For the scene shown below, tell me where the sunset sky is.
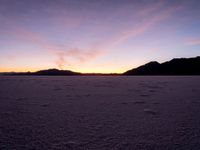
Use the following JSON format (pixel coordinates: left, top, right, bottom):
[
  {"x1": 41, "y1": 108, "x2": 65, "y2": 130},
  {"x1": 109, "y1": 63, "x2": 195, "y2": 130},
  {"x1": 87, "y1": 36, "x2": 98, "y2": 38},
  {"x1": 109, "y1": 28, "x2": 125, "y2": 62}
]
[{"x1": 0, "y1": 0, "x2": 200, "y2": 73}]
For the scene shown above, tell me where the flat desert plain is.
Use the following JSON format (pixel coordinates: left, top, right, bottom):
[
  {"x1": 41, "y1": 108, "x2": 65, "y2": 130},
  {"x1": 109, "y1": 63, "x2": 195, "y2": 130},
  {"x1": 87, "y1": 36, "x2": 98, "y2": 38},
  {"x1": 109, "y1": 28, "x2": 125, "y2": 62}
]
[{"x1": 0, "y1": 76, "x2": 200, "y2": 150}]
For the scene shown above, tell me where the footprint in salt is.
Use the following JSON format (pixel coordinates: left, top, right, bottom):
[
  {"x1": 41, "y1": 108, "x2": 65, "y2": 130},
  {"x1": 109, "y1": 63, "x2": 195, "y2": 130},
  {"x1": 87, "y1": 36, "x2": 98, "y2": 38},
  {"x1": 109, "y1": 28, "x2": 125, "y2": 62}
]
[
  {"x1": 64, "y1": 140, "x2": 79, "y2": 149},
  {"x1": 149, "y1": 89, "x2": 156, "y2": 93},
  {"x1": 143, "y1": 108, "x2": 157, "y2": 115},
  {"x1": 121, "y1": 102, "x2": 129, "y2": 105},
  {"x1": 121, "y1": 101, "x2": 146, "y2": 105},
  {"x1": 41, "y1": 103, "x2": 50, "y2": 107},
  {"x1": 53, "y1": 87, "x2": 62, "y2": 91},
  {"x1": 140, "y1": 94, "x2": 150, "y2": 97},
  {"x1": 134, "y1": 101, "x2": 145, "y2": 104},
  {"x1": 16, "y1": 97, "x2": 27, "y2": 101},
  {"x1": 152, "y1": 102, "x2": 159, "y2": 105}
]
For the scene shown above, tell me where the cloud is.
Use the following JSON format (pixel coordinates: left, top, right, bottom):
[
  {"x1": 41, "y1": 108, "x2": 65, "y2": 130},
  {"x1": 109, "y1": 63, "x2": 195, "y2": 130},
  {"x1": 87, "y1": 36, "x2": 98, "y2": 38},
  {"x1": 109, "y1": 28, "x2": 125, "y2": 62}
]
[
  {"x1": 0, "y1": 18, "x2": 89, "y2": 69},
  {"x1": 109, "y1": 4, "x2": 182, "y2": 47},
  {"x1": 1, "y1": 1, "x2": 182, "y2": 70},
  {"x1": 55, "y1": 52, "x2": 66, "y2": 70},
  {"x1": 2, "y1": 26, "x2": 105, "y2": 69},
  {"x1": 54, "y1": 48, "x2": 104, "y2": 69},
  {"x1": 185, "y1": 39, "x2": 200, "y2": 45}
]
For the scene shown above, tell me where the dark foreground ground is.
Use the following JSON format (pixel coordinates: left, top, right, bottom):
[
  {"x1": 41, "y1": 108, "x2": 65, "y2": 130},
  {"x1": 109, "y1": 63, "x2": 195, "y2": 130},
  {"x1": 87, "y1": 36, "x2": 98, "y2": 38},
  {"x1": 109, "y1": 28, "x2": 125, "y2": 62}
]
[{"x1": 0, "y1": 76, "x2": 200, "y2": 150}]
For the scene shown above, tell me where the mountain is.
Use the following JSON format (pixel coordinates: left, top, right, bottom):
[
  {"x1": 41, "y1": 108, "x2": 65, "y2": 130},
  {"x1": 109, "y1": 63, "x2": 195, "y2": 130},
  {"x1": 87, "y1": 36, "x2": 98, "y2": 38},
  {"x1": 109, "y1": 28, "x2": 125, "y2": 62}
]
[
  {"x1": 5, "y1": 69, "x2": 81, "y2": 76},
  {"x1": 1, "y1": 56, "x2": 200, "y2": 76},
  {"x1": 33, "y1": 69, "x2": 81, "y2": 75},
  {"x1": 124, "y1": 56, "x2": 200, "y2": 75}
]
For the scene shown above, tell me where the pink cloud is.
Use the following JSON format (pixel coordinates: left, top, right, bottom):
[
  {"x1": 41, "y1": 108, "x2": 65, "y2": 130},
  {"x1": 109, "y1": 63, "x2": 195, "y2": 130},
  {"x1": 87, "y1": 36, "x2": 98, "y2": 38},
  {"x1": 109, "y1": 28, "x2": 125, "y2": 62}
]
[
  {"x1": 1, "y1": 1, "x2": 182, "y2": 70},
  {"x1": 109, "y1": 5, "x2": 182, "y2": 47},
  {"x1": 55, "y1": 52, "x2": 66, "y2": 70},
  {"x1": 137, "y1": 0, "x2": 165, "y2": 17},
  {"x1": 185, "y1": 39, "x2": 200, "y2": 45},
  {"x1": 2, "y1": 26, "x2": 105, "y2": 69},
  {"x1": 55, "y1": 16, "x2": 83, "y2": 29},
  {"x1": 54, "y1": 48, "x2": 104, "y2": 69}
]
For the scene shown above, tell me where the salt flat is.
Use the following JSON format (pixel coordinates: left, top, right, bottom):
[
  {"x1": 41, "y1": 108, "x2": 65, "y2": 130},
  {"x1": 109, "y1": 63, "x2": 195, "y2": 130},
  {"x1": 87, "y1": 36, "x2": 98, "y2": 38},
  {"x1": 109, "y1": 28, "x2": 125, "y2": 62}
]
[{"x1": 0, "y1": 76, "x2": 200, "y2": 150}]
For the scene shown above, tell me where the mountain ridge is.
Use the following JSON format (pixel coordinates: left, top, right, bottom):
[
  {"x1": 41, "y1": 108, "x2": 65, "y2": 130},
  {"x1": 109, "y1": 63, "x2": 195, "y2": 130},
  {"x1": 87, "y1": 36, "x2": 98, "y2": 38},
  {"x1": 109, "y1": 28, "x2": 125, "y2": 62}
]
[
  {"x1": 1, "y1": 69, "x2": 81, "y2": 76},
  {"x1": 1, "y1": 56, "x2": 200, "y2": 75},
  {"x1": 124, "y1": 56, "x2": 200, "y2": 75}
]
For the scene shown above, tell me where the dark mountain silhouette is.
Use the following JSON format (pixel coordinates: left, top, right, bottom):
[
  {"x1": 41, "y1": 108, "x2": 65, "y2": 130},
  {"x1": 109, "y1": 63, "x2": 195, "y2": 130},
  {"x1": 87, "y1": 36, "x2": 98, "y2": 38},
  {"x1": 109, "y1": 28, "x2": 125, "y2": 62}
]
[
  {"x1": 124, "y1": 56, "x2": 200, "y2": 75},
  {"x1": 1, "y1": 69, "x2": 119, "y2": 76},
  {"x1": 6, "y1": 69, "x2": 81, "y2": 76},
  {"x1": 34, "y1": 69, "x2": 81, "y2": 75},
  {"x1": 1, "y1": 56, "x2": 200, "y2": 76}
]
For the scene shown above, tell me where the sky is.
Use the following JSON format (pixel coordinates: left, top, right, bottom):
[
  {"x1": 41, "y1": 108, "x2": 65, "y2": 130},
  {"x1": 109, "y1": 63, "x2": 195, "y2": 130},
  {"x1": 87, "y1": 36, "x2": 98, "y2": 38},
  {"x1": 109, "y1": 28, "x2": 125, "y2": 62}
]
[{"x1": 0, "y1": 0, "x2": 200, "y2": 73}]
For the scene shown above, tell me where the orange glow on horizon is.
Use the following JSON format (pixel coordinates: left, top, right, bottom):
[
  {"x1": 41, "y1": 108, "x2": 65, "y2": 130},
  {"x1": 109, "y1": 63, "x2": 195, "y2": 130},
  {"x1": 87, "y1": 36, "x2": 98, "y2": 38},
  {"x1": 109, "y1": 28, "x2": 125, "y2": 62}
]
[{"x1": 0, "y1": 67, "x2": 126, "y2": 74}]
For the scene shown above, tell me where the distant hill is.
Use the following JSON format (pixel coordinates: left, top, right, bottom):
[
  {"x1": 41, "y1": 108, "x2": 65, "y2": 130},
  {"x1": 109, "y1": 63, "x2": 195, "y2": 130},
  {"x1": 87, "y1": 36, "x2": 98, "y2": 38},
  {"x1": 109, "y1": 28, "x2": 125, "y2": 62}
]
[
  {"x1": 124, "y1": 56, "x2": 200, "y2": 75},
  {"x1": 5, "y1": 69, "x2": 81, "y2": 76},
  {"x1": 34, "y1": 69, "x2": 81, "y2": 75},
  {"x1": 0, "y1": 69, "x2": 119, "y2": 76}
]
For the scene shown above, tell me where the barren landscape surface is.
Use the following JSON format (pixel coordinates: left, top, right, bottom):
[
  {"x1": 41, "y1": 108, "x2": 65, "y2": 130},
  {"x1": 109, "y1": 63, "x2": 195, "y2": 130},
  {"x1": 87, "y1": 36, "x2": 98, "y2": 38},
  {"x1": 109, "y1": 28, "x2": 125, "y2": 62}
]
[{"x1": 0, "y1": 76, "x2": 200, "y2": 150}]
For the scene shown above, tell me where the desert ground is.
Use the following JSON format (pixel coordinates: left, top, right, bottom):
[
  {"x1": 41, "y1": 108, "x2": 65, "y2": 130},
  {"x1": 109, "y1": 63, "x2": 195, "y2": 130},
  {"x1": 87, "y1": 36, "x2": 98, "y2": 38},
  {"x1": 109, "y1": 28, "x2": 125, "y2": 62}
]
[{"x1": 0, "y1": 76, "x2": 200, "y2": 150}]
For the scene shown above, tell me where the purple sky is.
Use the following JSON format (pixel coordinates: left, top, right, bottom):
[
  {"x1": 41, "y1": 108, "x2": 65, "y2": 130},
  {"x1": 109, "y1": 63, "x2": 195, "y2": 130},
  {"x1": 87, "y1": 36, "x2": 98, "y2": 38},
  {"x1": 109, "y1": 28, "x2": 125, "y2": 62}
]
[{"x1": 0, "y1": 0, "x2": 200, "y2": 73}]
